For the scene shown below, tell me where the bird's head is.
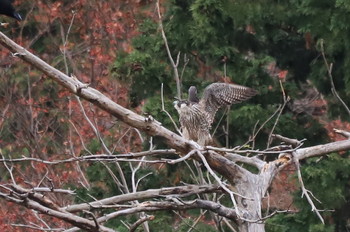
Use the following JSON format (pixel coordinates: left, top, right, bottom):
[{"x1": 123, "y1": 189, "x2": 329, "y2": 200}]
[
  {"x1": 173, "y1": 97, "x2": 179, "y2": 108},
  {"x1": 173, "y1": 99, "x2": 189, "y2": 112},
  {"x1": 188, "y1": 86, "x2": 199, "y2": 103},
  {"x1": 173, "y1": 100, "x2": 179, "y2": 109}
]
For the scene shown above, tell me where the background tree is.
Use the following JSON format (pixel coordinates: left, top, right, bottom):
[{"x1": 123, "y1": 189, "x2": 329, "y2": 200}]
[{"x1": 1, "y1": 0, "x2": 350, "y2": 231}]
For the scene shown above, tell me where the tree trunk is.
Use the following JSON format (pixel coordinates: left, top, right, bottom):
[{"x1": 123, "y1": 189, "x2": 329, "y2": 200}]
[
  {"x1": 235, "y1": 171, "x2": 268, "y2": 232},
  {"x1": 236, "y1": 193, "x2": 265, "y2": 232},
  {"x1": 240, "y1": 223, "x2": 265, "y2": 232}
]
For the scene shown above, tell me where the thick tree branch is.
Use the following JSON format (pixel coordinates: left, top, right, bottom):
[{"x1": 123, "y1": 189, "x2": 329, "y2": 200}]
[
  {"x1": 25, "y1": 200, "x2": 114, "y2": 232},
  {"x1": 294, "y1": 139, "x2": 350, "y2": 160},
  {"x1": 64, "y1": 184, "x2": 222, "y2": 213},
  {"x1": 0, "y1": 31, "x2": 248, "y2": 183},
  {"x1": 65, "y1": 199, "x2": 238, "y2": 232},
  {"x1": 0, "y1": 32, "x2": 187, "y2": 151},
  {"x1": 96, "y1": 199, "x2": 238, "y2": 223},
  {"x1": 223, "y1": 152, "x2": 265, "y2": 170},
  {"x1": 334, "y1": 128, "x2": 350, "y2": 139},
  {"x1": 0, "y1": 185, "x2": 114, "y2": 232},
  {"x1": 2, "y1": 28, "x2": 350, "y2": 231}
]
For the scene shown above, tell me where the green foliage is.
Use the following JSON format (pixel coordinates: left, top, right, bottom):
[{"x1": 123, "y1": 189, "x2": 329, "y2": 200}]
[
  {"x1": 147, "y1": 212, "x2": 174, "y2": 232},
  {"x1": 266, "y1": 212, "x2": 335, "y2": 232},
  {"x1": 302, "y1": 154, "x2": 350, "y2": 208},
  {"x1": 175, "y1": 217, "x2": 217, "y2": 232},
  {"x1": 112, "y1": 19, "x2": 174, "y2": 103},
  {"x1": 267, "y1": 153, "x2": 350, "y2": 232},
  {"x1": 108, "y1": 0, "x2": 350, "y2": 229},
  {"x1": 143, "y1": 95, "x2": 178, "y2": 132}
]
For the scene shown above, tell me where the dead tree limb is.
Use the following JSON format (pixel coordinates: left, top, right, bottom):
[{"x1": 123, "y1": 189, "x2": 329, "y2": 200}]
[
  {"x1": 0, "y1": 31, "x2": 249, "y2": 182},
  {"x1": 2, "y1": 31, "x2": 350, "y2": 231},
  {"x1": 64, "y1": 184, "x2": 222, "y2": 213}
]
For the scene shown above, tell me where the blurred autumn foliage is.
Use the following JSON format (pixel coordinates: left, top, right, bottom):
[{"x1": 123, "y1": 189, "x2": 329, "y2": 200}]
[{"x1": 0, "y1": 1, "x2": 152, "y2": 231}]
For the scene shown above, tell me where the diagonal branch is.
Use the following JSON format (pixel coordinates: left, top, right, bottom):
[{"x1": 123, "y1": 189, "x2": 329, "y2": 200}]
[
  {"x1": 156, "y1": 0, "x2": 181, "y2": 99},
  {"x1": 293, "y1": 155, "x2": 324, "y2": 223},
  {"x1": 0, "y1": 185, "x2": 114, "y2": 232},
  {"x1": 0, "y1": 32, "x2": 187, "y2": 152},
  {"x1": 320, "y1": 40, "x2": 350, "y2": 116},
  {"x1": 0, "y1": 31, "x2": 247, "y2": 183},
  {"x1": 65, "y1": 199, "x2": 238, "y2": 232},
  {"x1": 294, "y1": 139, "x2": 350, "y2": 160},
  {"x1": 63, "y1": 184, "x2": 222, "y2": 213}
]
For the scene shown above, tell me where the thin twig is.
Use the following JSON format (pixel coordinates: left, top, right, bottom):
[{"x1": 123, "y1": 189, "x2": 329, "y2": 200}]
[
  {"x1": 61, "y1": 11, "x2": 77, "y2": 74},
  {"x1": 180, "y1": 54, "x2": 190, "y2": 83},
  {"x1": 320, "y1": 40, "x2": 350, "y2": 117},
  {"x1": 333, "y1": 128, "x2": 350, "y2": 139},
  {"x1": 165, "y1": 149, "x2": 197, "y2": 164},
  {"x1": 187, "y1": 210, "x2": 207, "y2": 232},
  {"x1": 161, "y1": 83, "x2": 182, "y2": 134},
  {"x1": 211, "y1": 107, "x2": 229, "y2": 137},
  {"x1": 223, "y1": 62, "x2": 230, "y2": 148},
  {"x1": 195, "y1": 151, "x2": 241, "y2": 217},
  {"x1": 172, "y1": 210, "x2": 201, "y2": 232},
  {"x1": 271, "y1": 134, "x2": 303, "y2": 148},
  {"x1": 0, "y1": 151, "x2": 177, "y2": 165},
  {"x1": 293, "y1": 154, "x2": 324, "y2": 223},
  {"x1": 206, "y1": 144, "x2": 302, "y2": 155},
  {"x1": 11, "y1": 224, "x2": 63, "y2": 231},
  {"x1": 129, "y1": 215, "x2": 155, "y2": 232},
  {"x1": 1, "y1": 153, "x2": 16, "y2": 184},
  {"x1": 240, "y1": 104, "x2": 283, "y2": 149},
  {"x1": 267, "y1": 80, "x2": 289, "y2": 148},
  {"x1": 156, "y1": 0, "x2": 181, "y2": 98}
]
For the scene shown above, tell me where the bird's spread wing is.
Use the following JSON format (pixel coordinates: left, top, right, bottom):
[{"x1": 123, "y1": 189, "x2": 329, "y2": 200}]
[{"x1": 200, "y1": 83, "x2": 258, "y2": 124}]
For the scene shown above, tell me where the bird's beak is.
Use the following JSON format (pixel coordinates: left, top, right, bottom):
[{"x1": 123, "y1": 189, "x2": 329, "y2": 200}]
[{"x1": 173, "y1": 97, "x2": 180, "y2": 104}]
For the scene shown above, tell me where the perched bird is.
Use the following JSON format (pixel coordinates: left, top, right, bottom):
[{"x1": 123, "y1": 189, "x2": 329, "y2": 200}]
[
  {"x1": 174, "y1": 83, "x2": 257, "y2": 146},
  {"x1": 0, "y1": 0, "x2": 22, "y2": 21}
]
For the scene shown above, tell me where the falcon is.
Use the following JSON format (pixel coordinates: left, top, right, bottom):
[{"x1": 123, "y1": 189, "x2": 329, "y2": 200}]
[{"x1": 174, "y1": 83, "x2": 257, "y2": 146}]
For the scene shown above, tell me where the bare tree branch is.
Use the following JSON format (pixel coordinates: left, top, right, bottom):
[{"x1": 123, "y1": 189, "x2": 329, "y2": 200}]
[
  {"x1": 156, "y1": 0, "x2": 181, "y2": 99},
  {"x1": 0, "y1": 31, "x2": 251, "y2": 185},
  {"x1": 293, "y1": 155, "x2": 324, "y2": 223},
  {"x1": 96, "y1": 199, "x2": 238, "y2": 222},
  {"x1": 334, "y1": 128, "x2": 350, "y2": 139},
  {"x1": 64, "y1": 184, "x2": 222, "y2": 213},
  {"x1": 320, "y1": 40, "x2": 350, "y2": 117},
  {"x1": 294, "y1": 139, "x2": 350, "y2": 160},
  {"x1": 271, "y1": 134, "x2": 303, "y2": 148},
  {"x1": 2, "y1": 27, "x2": 350, "y2": 231},
  {"x1": 161, "y1": 83, "x2": 181, "y2": 134},
  {"x1": 129, "y1": 215, "x2": 155, "y2": 232},
  {"x1": 11, "y1": 224, "x2": 63, "y2": 231},
  {"x1": 267, "y1": 80, "x2": 290, "y2": 148},
  {"x1": 0, "y1": 185, "x2": 114, "y2": 232},
  {"x1": 65, "y1": 198, "x2": 238, "y2": 232}
]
